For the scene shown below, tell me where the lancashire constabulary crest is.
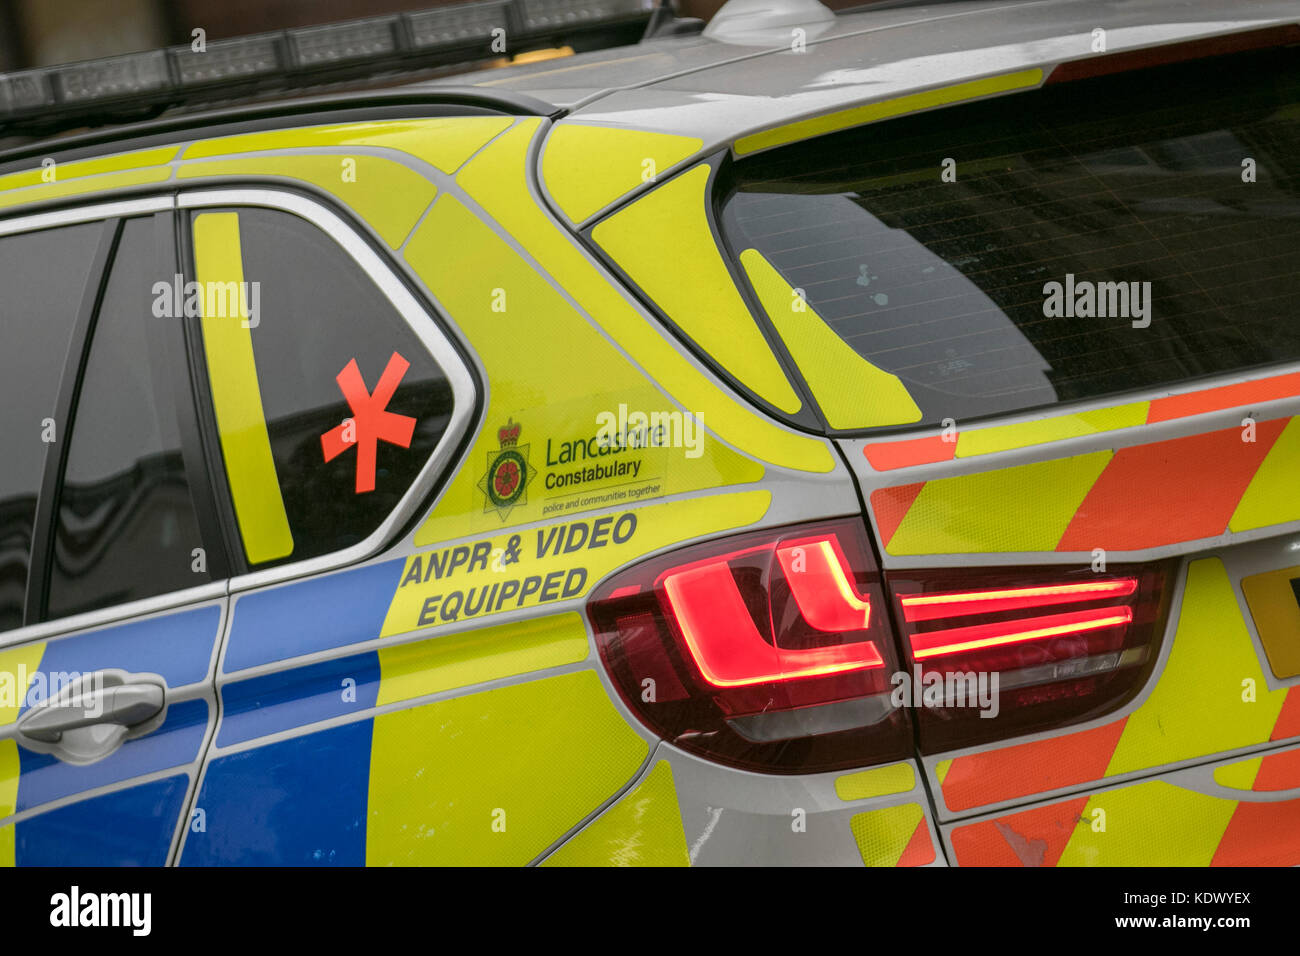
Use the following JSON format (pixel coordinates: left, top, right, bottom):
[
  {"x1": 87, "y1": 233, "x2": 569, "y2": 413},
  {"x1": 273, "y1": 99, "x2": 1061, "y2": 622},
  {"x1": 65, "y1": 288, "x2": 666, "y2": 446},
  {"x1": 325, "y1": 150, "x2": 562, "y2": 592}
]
[{"x1": 478, "y1": 418, "x2": 535, "y2": 520}]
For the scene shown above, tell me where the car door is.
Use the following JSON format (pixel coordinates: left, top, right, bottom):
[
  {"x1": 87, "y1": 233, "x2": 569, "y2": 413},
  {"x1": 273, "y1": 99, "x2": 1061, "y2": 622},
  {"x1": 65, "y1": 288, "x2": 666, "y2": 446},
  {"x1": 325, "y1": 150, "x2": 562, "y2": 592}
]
[
  {"x1": 173, "y1": 145, "x2": 779, "y2": 862},
  {"x1": 0, "y1": 202, "x2": 228, "y2": 866}
]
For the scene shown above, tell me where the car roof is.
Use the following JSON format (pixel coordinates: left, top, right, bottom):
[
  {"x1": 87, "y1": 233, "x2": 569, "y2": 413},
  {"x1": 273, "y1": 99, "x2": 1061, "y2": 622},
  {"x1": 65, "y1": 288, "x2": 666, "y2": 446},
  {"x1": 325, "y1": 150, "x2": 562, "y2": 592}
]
[
  {"x1": 2, "y1": 0, "x2": 1296, "y2": 167},
  {"x1": 424, "y1": 0, "x2": 1300, "y2": 153}
]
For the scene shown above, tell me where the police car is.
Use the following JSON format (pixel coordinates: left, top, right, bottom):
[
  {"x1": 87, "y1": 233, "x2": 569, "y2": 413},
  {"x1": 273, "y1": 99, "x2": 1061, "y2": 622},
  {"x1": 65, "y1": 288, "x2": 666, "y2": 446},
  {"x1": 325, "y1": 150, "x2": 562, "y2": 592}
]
[{"x1": 0, "y1": 0, "x2": 1298, "y2": 866}]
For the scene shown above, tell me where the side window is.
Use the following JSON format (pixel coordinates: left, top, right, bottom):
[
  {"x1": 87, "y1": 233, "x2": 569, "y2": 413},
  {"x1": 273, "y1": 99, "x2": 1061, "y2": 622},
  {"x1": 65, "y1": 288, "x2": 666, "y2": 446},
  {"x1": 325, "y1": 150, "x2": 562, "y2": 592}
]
[
  {"x1": 189, "y1": 207, "x2": 455, "y2": 568},
  {"x1": 0, "y1": 221, "x2": 103, "y2": 632},
  {"x1": 45, "y1": 217, "x2": 211, "y2": 620}
]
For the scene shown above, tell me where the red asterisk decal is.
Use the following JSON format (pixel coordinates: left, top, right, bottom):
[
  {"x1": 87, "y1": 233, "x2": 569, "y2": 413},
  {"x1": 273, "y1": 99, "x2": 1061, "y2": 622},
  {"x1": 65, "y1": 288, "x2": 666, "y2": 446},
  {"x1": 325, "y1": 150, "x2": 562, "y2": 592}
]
[{"x1": 320, "y1": 352, "x2": 418, "y2": 494}]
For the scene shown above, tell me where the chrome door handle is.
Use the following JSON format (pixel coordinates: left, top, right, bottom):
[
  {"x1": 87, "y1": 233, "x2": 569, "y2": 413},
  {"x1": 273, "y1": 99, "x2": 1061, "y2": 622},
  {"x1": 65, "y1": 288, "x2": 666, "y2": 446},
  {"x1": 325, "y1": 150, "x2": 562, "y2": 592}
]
[{"x1": 18, "y1": 672, "x2": 164, "y2": 744}]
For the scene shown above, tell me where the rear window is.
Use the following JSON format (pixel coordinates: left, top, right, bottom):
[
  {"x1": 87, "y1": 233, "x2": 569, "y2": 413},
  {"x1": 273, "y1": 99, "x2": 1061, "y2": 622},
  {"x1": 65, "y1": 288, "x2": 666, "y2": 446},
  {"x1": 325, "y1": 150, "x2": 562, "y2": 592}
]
[{"x1": 718, "y1": 48, "x2": 1300, "y2": 430}]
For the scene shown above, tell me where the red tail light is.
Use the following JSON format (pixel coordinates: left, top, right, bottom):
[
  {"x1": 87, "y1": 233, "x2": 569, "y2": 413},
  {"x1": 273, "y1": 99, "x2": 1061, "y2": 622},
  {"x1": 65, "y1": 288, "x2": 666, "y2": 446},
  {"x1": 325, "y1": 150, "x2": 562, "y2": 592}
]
[
  {"x1": 589, "y1": 519, "x2": 911, "y2": 774},
  {"x1": 886, "y1": 563, "x2": 1175, "y2": 752}
]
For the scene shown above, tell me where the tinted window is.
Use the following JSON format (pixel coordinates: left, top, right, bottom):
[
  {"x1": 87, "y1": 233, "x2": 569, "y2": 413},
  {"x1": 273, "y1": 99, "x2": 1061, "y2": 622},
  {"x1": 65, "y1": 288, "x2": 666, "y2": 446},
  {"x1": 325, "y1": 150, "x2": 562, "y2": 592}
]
[
  {"x1": 192, "y1": 208, "x2": 454, "y2": 567},
  {"x1": 46, "y1": 218, "x2": 209, "y2": 620},
  {"x1": 719, "y1": 50, "x2": 1300, "y2": 429},
  {"x1": 0, "y1": 222, "x2": 102, "y2": 632}
]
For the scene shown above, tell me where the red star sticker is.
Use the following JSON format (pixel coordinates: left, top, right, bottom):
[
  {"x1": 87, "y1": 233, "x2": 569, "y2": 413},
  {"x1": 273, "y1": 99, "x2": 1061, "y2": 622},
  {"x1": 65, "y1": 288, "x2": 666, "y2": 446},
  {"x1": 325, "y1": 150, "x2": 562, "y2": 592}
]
[{"x1": 321, "y1": 352, "x2": 418, "y2": 494}]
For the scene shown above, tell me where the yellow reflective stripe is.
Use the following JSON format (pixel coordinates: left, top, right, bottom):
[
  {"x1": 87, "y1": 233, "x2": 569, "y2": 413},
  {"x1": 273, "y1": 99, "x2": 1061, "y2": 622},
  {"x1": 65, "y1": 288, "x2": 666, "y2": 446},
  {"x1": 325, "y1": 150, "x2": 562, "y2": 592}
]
[
  {"x1": 179, "y1": 155, "x2": 435, "y2": 248},
  {"x1": 183, "y1": 116, "x2": 512, "y2": 174},
  {"x1": 1057, "y1": 782, "x2": 1234, "y2": 866},
  {"x1": 0, "y1": 642, "x2": 42, "y2": 869},
  {"x1": 0, "y1": 146, "x2": 177, "y2": 192},
  {"x1": 835, "y1": 761, "x2": 915, "y2": 801},
  {"x1": 934, "y1": 759, "x2": 953, "y2": 786},
  {"x1": 453, "y1": 119, "x2": 833, "y2": 474},
  {"x1": 1214, "y1": 756, "x2": 1264, "y2": 791},
  {"x1": 393, "y1": 490, "x2": 771, "y2": 637},
  {"x1": 592, "y1": 165, "x2": 803, "y2": 415},
  {"x1": 735, "y1": 69, "x2": 1044, "y2": 156},
  {"x1": 376, "y1": 612, "x2": 589, "y2": 705},
  {"x1": 366, "y1": 670, "x2": 647, "y2": 865},
  {"x1": 740, "y1": 248, "x2": 921, "y2": 429},
  {"x1": 0, "y1": 168, "x2": 171, "y2": 211},
  {"x1": 543, "y1": 761, "x2": 689, "y2": 866},
  {"x1": 887, "y1": 452, "x2": 1111, "y2": 555},
  {"x1": 850, "y1": 803, "x2": 924, "y2": 866},
  {"x1": 0, "y1": 741, "x2": 16, "y2": 867},
  {"x1": 956, "y1": 402, "x2": 1149, "y2": 458},
  {"x1": 1106, "y1": 559, "x2": 1287, "y2": 776},
  {"x1": 0, "y1": 642, "x2": 44, "y2": 727},
  {"x1": 192, "y1": 213, "x2": 294, "y2": 564},
  {"x1": 1229, "y1": 416, "x2": 1300, "y2": 532},
  {"x1": 542, "y1": 124, "x2": 702, "y2": 224},
  {"x1": 0, "y1": 739, "x2": 19, "y2": 820}
]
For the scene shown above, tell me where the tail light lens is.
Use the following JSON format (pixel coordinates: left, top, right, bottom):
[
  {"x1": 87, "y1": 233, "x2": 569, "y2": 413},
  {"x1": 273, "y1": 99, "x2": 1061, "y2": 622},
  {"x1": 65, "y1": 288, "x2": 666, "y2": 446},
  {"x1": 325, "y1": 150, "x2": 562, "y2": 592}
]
[
  {"x1": 886, "y1": 562, "x2": 1176, "y2": 753},
  {"x1": 589, "y1": 518, "x2": 911, "y2": 774}
]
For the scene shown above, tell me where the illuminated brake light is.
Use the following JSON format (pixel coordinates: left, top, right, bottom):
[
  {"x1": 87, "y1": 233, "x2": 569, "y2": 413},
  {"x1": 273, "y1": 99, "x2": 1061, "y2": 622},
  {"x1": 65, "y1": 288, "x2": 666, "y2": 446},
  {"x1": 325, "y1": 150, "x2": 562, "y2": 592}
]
[
  {"x1": 776, "y1": 538, "x2": 872, "y2": 631},
  {"x1": 664, "y1": 537, "x2": 883, "y2": 686},
  {"x1": 884, "y1": 564, "x2": 1174, "y2": 753},
  {"x1": 901, "y1": 579, "x2": 1137, "y2": 622},
  {"x1": 910, "y1": 607, "x2": 1134, "y2": 660},
  {"x1": 589, "y1": 519, "x2": 910, "y2": 774}
]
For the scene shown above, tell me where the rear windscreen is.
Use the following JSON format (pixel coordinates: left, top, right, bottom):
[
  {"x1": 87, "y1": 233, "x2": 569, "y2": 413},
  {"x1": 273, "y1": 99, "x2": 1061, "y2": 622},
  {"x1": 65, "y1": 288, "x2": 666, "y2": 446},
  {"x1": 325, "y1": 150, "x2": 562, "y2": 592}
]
[{"x1": 718, "y1": 48, "x2": 1300, "y2": 430}]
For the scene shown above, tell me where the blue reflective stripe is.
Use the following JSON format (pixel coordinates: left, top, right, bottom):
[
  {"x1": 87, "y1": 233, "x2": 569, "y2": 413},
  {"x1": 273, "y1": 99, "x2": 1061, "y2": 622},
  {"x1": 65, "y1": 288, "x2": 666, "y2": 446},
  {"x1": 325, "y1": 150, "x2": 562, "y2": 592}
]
[
  {"x1": 17, "y1": 699, "x2": 207, "y2": 812},
  {"x1": 181, "y1": 718, "x2": 371, "y2": 866},
  {"x1": 223, "y1": 560, "x2": 404, "y2": 673},
  {"x1": 15, "y1": 775, "x2": 188, "y2": 866},
  {"x1": 21, "y1": 605, "x2": 220, "y2": 716},
  {"x1": 217, "y1": 651, "x2": 380, "y2": 747}
]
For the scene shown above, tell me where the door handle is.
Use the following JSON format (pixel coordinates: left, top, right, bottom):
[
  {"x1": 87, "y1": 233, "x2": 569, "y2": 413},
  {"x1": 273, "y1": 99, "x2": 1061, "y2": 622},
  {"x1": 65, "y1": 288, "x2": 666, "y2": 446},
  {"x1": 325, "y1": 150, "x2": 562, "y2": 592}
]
[{"x1": 17, "y1": 672, "x2": 165, "y2": 745}]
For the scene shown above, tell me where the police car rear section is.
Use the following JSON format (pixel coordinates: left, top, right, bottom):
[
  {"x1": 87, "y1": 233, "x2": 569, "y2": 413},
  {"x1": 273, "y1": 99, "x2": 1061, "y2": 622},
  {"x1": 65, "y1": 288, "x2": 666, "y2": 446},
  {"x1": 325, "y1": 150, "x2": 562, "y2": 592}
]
[{"x1": 682, "y1": 26, "x2": 1300, "y2": 865}]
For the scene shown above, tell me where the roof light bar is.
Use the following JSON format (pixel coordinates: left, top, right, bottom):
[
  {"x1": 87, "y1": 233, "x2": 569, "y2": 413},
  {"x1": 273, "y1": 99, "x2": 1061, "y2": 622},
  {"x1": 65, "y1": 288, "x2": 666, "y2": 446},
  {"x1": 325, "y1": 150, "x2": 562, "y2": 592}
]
[
  {"x1": 291, "y1": 20, "x2": 401, "y2": 67},
  {"x1": 172, "y1": 37, "x2": 282, "y2": 87},
  {"x1": 409, "y1": 2, "x2": 516, "y2": 50},
  {"x1": 56, "y1": 50, "x2": 170, "y2": 103},
  {"x1": 0, "y1": 0, "x2": 654, "y2": 134}
]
